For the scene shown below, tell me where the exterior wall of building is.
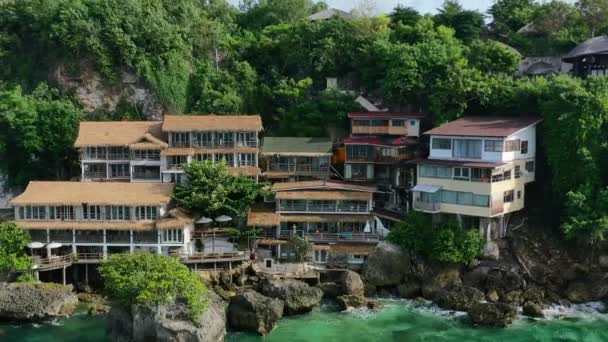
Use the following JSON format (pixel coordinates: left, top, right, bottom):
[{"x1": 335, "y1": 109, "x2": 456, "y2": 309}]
[{"x1": 428, "y1": 126, "x2": 536, "y2": 163}]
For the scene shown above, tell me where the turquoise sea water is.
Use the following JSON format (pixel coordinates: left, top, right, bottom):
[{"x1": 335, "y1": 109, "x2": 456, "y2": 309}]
[{"x1": 3, "y1": 300, "x2": 608, "y2": 342}]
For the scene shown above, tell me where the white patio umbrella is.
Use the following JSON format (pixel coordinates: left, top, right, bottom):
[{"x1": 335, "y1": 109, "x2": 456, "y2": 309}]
[
  {"x1": 214, "y1": 215, "x2": 232, "y2": 223},
  {"x1": 27, "y1": 242, "x2": 44, "y2": 249},
  {"x1": 196, "y1": 216, "x2": 213, "y2": 224},
  {"x1": 363, "y1": 222, "x2": 371, "y2": 233}
]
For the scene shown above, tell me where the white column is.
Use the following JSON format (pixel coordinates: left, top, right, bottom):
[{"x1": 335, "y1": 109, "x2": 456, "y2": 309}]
[
  {"x1": 72, "y1": 229, "x2": 76, "y2": 255},
  {"x1": 157, "y1": 230, "x2": 162, "y2": 254},
  {"x1": 129, "y1": 229, "x2": 134, "y2": 252}
]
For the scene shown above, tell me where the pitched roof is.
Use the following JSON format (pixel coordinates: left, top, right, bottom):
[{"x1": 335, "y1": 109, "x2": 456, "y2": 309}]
[
  {"x1": 563, "y1": 36, "x2": 608, "y2": 62},
  {"x1": 271, "y1": 180, "x2": 377, "y2": 193},
  {"x1": 261, "y1": 137, "x2": 333, "y2": 156},
  {"x1": 74, "y1": 121, "x2": 165, "y2": 147},
  {"x1": 247, "y1": 203, "x2": 280, "y2": 227},
  {"x1": 162, "y1": 115, "x2": 263, "y2": 132},
  {"x1": 423, "y1": 117, "x2": 542, "y2": 138},
  {"x1": 348, "y1": 112, "x2": 425, "y2": 119},
  {"x1": 10, "y1": 181, "x2": 174, "y2": 206},
  {"x1": 307, "y1": 8, "x2": 354, "y2": 21}
]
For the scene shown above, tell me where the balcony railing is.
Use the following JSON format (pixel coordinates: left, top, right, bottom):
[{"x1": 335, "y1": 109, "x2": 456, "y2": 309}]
[
  {"x1": 306, "y1": 232, "x2": 380, "y2": 243},
  {"x1": 352, "y1": 126, "x2": 390, "y2": 135},
  {"x1": 171, "y1": 141, "x2": 191, "y2": 148},
  {"x1": 413, "y1": 201, "x2": 441, "y2": 213},
  {"x1": 48, "y1": 232, "x2": 73, "y2": 243},
  {"x1": 279, "y1": 203, "x2": 368, "y2": 213},
  {"x1": 267, "y1": 163, "x2": 329, "y2": 173},
  {"x1": 133, "y1": 232, "x2": 157, "y2": 244},
  {"x1": 107, "y1": 152, "x2": 130, "y2": 160},
  {"x1": 84, "y1": 171, "x2": 106, "y2": 179},
  {"x1": 132, "y1": 171, "x2": 161, "y2": 180},
  {"x1": 75, "y1": 234, "x2": 104, "y2": 243},
  {"x1": 106, "y1": 234, "x2": 131, "y2": 243},
  {"x1": 75, "y1": 253, "x2": 103, "y2": 262},
  {"x1": 166, "y1": 164, "x2": 184, "y2": 170}
]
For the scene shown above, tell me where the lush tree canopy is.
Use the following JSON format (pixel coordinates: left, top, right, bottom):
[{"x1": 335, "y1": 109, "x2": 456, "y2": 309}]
[
  {"x1": 172, "y1": 161, "x2": 270, "y2": 219},
  {"x1": 99, "y1": 253, "x2": 207, "y2": 319},
  {"x1": 0, "y1": 222, "x2": 32, "y2": 275}
]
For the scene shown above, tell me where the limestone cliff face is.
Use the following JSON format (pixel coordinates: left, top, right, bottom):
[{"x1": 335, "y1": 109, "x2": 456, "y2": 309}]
[
  {"x1": 0, "y1": 283, "x2": 79, "y2": 321},
  {"x1": 52, "y1": 61, "x2": 165, "y2": 120}
]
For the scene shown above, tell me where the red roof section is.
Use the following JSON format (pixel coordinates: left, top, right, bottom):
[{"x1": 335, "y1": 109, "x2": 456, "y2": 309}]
[
  {"x1": 348, "y1": 112, "x2": 425, "y2": 119},
  {"x1": 343, "y1": 136, "x2": 418, "y2": 146},
  {"x1": 424, "y1": 116, "x2": 542, "y2": 137}
]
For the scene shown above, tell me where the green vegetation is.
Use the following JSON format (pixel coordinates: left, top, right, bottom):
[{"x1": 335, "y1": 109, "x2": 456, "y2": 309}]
[
  {"x1": 288, "y1": 235, "x2": 313, "y2": 262},
  {"x1": 0, "y1": 222, "x2": 32, "y2": 276},
  {"x1": 0, "y1": 0, "x2": 607, "y2": 244},
  {"x1": 388, "y1": 212, "x2": 483, "y2": 264},
  {"x1": 99, "y1": 253, "x2": 207, "y2": 320},
  {"x1": 173, "y1": 161, "x2": 270, "y2": 219}
]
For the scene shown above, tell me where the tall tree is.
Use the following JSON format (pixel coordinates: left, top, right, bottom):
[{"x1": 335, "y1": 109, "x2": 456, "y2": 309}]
[
  {"x1": 434, "y1": 0, "x2": 485, "y2": 42},
  {"x1": 389, "y1": 5, "x2": 421, "y2": 28},
  {"x1": 488, "y1": 0, "x2": 538, "y2": 37},
  {"x1": 577, "y1": 0, "x2": 608, "y2": 37}
]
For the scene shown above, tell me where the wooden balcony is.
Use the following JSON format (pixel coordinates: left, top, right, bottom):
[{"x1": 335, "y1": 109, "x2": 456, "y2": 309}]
[
  {"x1": 174, "y1": 251, "x2": 249, "y2": 264},
  {"x1": 32, "y1": 254, "x2": 73, "y2": 271},
  {"x1": 352, "y1": 126, "x2": 390, "y2": 135}
]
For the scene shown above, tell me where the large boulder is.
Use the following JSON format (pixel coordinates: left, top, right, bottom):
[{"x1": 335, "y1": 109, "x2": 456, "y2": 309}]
[
  {"x1": 107, "y1": 291, "x2": 226, "y2": 342},
  {"x1": 318, "y1": 282, "x2": 342, "y2": 298},
  {"x1": 421, "y1": 268, "x2": 462, "y2": 301},
  {"x1": 336, "y1": 295, "x2": 383, "y2": 311},
  {"x1": 468, "y1": 302, "x2": 517, "y2": 327},
  {"x1": 397, "y1": 283, "x2": 420, "y2": 299},
  {"x1": 260, "y1": 279, "x2": 323, "y2": 315},
  {"x1": 227, "y1": 291, "x2": 283, "y2": 336},
  {"x1": 522, "y1": 301, "x2": 544, "y2": 318},
  {"x1": 435, "y1": 286, "x2": 484, "y2": 311},
  {"x1": 0, "y1": 282, "x2": 78, "y2": 321},
  {"x1": 342, "y1": 271, "x2": 365, "y2": 296},
  {"x1": 362, "y1": 242, "x2": 410, "y2": 287},
  {"x1": 485, "y1": 269, "x2": 524, "y2": 293}
]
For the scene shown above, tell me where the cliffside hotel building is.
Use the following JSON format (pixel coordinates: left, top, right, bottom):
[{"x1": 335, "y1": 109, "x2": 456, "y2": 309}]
[{"x1": 412, "y1": 117, "x2": 542, "y2": 239}]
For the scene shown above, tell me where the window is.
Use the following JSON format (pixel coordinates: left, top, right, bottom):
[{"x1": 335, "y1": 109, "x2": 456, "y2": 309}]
[
  {"x1": 171, "y1": 132, "x2": 190, "y2": 147},
  {"x1": 432, "y1": 138, "x2": 451, "y2": 150},
  {"x1": 21, "y1": 206, "x2": 47, "y2": 220},
  {"x1": 453, "y1": 167, "x2": 470, "y2": 180},
  {"x1": 86, "y1": 146, "x2": 107, "y2": 159},
  {"x1": 216, "y1": 153, "x2": 235, "y2": 166},
  {"x1": 410, "y1": 120, "x2": 417, "y2": 126},
  {"x1": 392, "y1": 119, "x2": 405, "y2": 127},
  {"x1": 168, "y1": 155, "x2": 187, "y2": 168},
  {"x1": 162, "y1": 229, "x2": 183, "y2": 243},
  {"x1": 420, "y1": 165, "x2": 452, "y2": 179},
  {"x1": 353, "y1": 120, "x2": 369, "y2": 126},
  {"x1": 503, "y1": 170, "x2": 511, "y2": 180},
  {"x1": 237, "y1": 132, "x2": 257, "y2": 147},
  {"x1": 133, "y1": 150, "x2": 160, "y2": 160},
  {"x1": 136, "y1": 206, "x2": 158, "y2": 220},
  {"x1": 83, "y1": 204, "x2": 102, "y2": 220},
  {"x1": 457, "y1": 192, "x2": 473, "y2": 206},
  {"x1": 371, "y1": 119, "x2": 388, "y2": 126},
  {"x1": 50, "y1": 206, "x2": 75, "y2": 220},
  {"x1": 105, "y1": 206, "x2": 131, "y2": 221},
  {"x1": 514, "y1": 165, "x2": 521, "y2": 178},
  {"x1": 504, "y1": 190, "x2": 514, "y2": 203},
  {"x1": 351, "y1": 164, "x2": 367, "y2": 178},
  {"x1": 517, "y1": 190, "x2": 522, "y2": 199},
  {"x1": 471, "y1": 168, "x2": 492, "y2": 181},
  {"x1": 195, "y1": 153, "x2": 213, "y2": 162},
  {"x1": 169, "y1": 173, "x2": 184, "y2": 184},
  {"x1": 346, "y1": 145, "x2": 371, "y2": 159},
  {"x1": 473, "y1": 194, "x2": 490, "y2": 207},
  {"x1": 453, "y1": 139, "x2": 482, "y2": 159},
  {"x1": 441, "y1": 190, "x2": 458, "y2": 204},
  {"x1": 108, "y1": 147, "x2": 129, "y2": 160},
  {"x1": 521, "y1": 141, "x2": 529, "y2": 154},
  {"x1": 110, "y1": 164, "x2": 130, "y2": 178},
  {"x1": 525, "y1": 161, "x2": 535, "y2": 172},
  {"x1": 484, "y1": 140, "x2": 503, "y2": 152},
  {"x1": 238, "y1": 153, "x2": 256, "y2": 167},
  {"x1": 216, "y1": 132, "x2": 234, "y2": 147},
  {"x1": 505, "y1": 139, "x2": 521, "y2": 152},
  {"x1": 193, "y1": 132, "x2": 213, "y2": 147}
]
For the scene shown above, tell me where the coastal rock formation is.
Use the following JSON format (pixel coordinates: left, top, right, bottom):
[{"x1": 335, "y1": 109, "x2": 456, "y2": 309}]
[
  {"x1": 522, "y1": 301, "x2": 544, "y2": 318},
  {"x1": 318, "y1": 282, "x2": 342, "y2": 298},
  {"x1": 0, "y1": 282, "x2": 78, "y2": 321},
  {"x1": 227, "y1": 291, "x2": 283, "y2": 335},
  {"x1": 318, "y1": 270, "x2": 364, "y2": 298},
  {"x1": 435, "y1": 286, "x2": 484, "y2": 311},
  {"x1": 260, "y1": 279, "x2": 323, "y2": 315},
  {"x1": 336, "y1": 295, "x2": 383, "y2": 311},
  {"x1": 397, "y1": 283, "x2": 420, "y2": 298},
  {"x1": 342, "y1": 270, "x2": 365, "y2": 296},
  {"x1": 362, "y1": 242, "x2": 410, "y2": 287},
  {"x1": 107, "y1": 292, "x2": 226, "y2": 342},
  {"x1": 468, "y1": 303, "x2": 517, "y2": 327}
]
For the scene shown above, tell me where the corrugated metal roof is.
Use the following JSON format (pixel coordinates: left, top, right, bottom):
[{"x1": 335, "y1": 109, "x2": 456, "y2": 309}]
[
  {"x1": 411, "y1": 184, "x2": 442, "y2": 193},
  {"x1": 261, "y1": 137, "x2": 333, "y2": 155},
  {"x1": 424, "y1": 117, "x2": 542, "y2": 137}
]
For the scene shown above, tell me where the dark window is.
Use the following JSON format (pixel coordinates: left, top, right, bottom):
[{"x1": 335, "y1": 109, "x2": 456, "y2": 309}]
[
  {"x1": 505, "y1": 139, "x2": 521, "y2": 152},
  {"x1": 517, "y1": 190, "x2": 522, "y2": 199},
  {"x1": 525, "y1": 161, "x2": 535, "y2": 172},
  {"x1": 503, "y1": 170, "x2": 511, "y2": 180},
  {"x1": 432, "y1": 138, "x2": 451, "y2": 150},
  {"x1": 504, "y1": 190, "x2": 514, "y2": 203},
  {"x1": 484, "y1": 140, "x2": 503, "y2": 152},
  {"x1": 521, "y1": 141, "x2": 529, "y2": 154},
  {"x1": 392, "y1": 119, "x2": 405, "y2": 127},
  {"x1": 410, "y1": 120, "x2": 416, "y2": 126},
  {"x1": 514, "y1": 165, "x2": 521, "y2": 178}
]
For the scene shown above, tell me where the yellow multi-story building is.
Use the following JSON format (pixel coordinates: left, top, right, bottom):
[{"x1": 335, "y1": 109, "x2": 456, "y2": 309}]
[{"x1": 412, "y1": 116, "x2": 542, "y2": 238}]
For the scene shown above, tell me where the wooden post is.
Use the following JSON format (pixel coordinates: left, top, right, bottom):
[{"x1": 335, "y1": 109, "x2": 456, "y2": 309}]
[
  {"x1": 85, "y1": 263, "x2": 89, "y2": 285},
  {"x1": 229, "y1": 262, "x2": 232, "y2": 284},
  {"x1": 62, "y1": 266, "x2": 66, "y2": 285}
]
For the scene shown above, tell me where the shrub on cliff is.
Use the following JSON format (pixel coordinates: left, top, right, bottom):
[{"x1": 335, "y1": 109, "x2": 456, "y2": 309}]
[
  {"x1": 388, "y1": 214, "x2": 482, "y2": 264},
  {"x1": 99, "y1": 253, "x2": 207, "y2": 320},
  {"x1": 0, "y1": 221, "x2": 32, "y2": 276}
]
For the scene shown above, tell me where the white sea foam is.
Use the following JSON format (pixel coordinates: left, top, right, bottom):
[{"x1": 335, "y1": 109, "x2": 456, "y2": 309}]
[{"x1": 541, "y1": 301, "x2": 607, "y2": 320}]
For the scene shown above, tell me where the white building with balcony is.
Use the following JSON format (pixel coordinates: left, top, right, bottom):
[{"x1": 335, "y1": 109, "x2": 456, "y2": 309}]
[
  {"x1": 412, "y1": 116, "x2": 542, "y2": 239},
  {"x1": 74, "y1": 121, "x2": 167, "y2": 182},
  {"x1": 160, "y1": 115, "x2": 263, "y2": 183},
  {"x1": 9, "y1": 181, "x2": 194, "y2": 261}
]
